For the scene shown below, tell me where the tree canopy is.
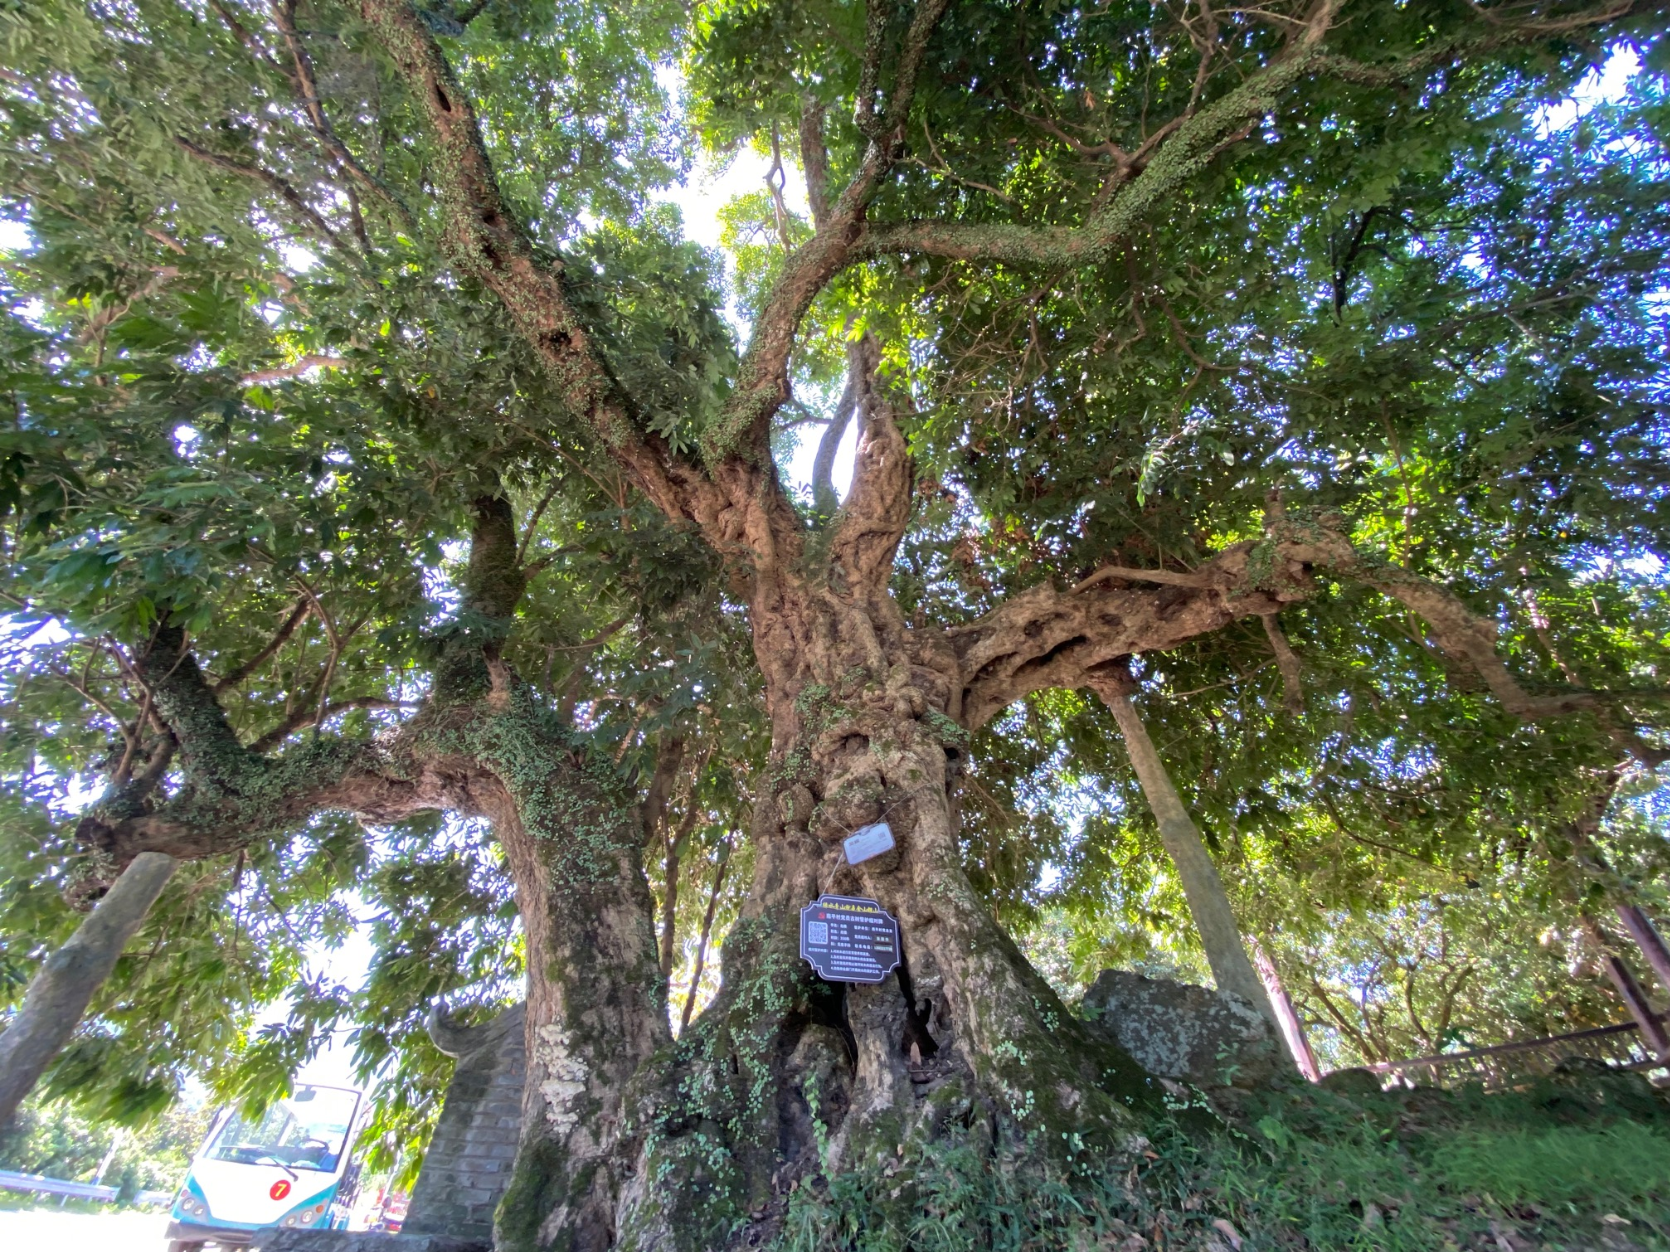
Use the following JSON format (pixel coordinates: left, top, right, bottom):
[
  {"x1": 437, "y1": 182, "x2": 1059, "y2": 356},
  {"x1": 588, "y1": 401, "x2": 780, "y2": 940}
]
[{"x1": 2, "y1": 0, "x2": 1669, "y2": 1247}]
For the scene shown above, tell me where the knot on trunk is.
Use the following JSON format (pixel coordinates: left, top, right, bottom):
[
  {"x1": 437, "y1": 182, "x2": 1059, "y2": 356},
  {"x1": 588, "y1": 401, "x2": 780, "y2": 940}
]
[
  {"x1": 810, "y1": 766, "x2": 886, "y2": 842},
  {"x1": 61, "y1": 843, "x2": 120, "y2": 910}
]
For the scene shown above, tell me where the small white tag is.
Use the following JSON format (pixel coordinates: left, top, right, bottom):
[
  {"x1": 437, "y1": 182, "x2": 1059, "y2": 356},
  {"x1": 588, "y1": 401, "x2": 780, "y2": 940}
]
[{"x1": 843, "y1": 822, "x2": 895, "y2": 865}]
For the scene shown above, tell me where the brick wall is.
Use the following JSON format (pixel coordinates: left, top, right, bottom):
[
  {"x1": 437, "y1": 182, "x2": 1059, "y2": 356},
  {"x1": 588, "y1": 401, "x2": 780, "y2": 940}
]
[{"x1": 402, "y1": 1002, "x2": 526, "y2": 1242}]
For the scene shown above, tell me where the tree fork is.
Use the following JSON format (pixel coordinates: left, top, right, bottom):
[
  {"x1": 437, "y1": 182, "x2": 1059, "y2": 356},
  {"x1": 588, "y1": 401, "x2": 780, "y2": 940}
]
[{"x1": 617, "y1": 405, "x2": 1156, "y2": 1244}]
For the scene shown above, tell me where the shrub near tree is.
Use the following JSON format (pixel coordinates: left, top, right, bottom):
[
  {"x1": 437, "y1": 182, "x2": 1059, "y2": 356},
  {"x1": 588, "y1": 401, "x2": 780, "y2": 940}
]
[{"x1": 1, "y1": 2, "x2": 1669, "y2": 1250}]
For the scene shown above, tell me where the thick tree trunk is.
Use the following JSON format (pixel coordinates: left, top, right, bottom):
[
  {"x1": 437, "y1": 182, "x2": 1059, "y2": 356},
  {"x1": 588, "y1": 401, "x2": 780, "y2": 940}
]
[
  {"x1": 412, "y1": 498, "x2": 671, "y2": 1252},
  {"x1": 617, "y1": 411, "x2": 1152, "y2": 1250},
  {"x1": 486, "y1": 714, "x2": 668, "y2": 1252},
  {"x1": 1092, "y1": 680, "x2": 1283, "y2": 1036},
  {"x1": 620, "y1": 622, "x2": 1150, "y2": 1248},
  {"x1": 0, "y1": 851, "x2": 177, "y2": 1130}
]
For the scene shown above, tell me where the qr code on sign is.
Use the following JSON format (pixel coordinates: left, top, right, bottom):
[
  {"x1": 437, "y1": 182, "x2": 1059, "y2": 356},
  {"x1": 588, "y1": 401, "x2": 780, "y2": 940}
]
[{"x1": 807, "y1": 921, "x2": 829, "y2": 945}]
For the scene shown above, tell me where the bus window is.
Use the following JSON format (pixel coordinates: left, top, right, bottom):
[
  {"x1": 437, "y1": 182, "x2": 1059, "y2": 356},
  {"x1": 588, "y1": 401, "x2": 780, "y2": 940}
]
[{"x1": 206, "y1": 1085, "x2": 360, "y2": 1173}]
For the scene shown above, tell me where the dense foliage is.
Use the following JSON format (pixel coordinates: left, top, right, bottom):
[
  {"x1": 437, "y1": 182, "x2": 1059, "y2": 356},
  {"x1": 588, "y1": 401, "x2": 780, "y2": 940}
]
[{"x1": 1, "y1": 0, "x2": 1669, "y2": 1245}]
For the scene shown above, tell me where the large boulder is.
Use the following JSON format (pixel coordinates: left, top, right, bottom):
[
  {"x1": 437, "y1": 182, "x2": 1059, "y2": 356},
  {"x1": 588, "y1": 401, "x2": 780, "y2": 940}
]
[
  {"x1": 1317, "y1": 1066, "x2": 1384, "y2": 1095},
  {"x1": 1080, "y1": 969, "x2": 1283, "y2": 1091}
]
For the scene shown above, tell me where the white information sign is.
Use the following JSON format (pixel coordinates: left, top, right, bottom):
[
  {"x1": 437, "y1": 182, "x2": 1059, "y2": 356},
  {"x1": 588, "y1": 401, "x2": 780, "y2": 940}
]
[{"x1": 843, "y1": 822, "x2": 895, "y2": 866}]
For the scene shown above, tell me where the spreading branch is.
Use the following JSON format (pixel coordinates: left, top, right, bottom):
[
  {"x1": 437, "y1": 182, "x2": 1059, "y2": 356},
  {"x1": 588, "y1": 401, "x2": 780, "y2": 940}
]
[
  {"x1": 850, "y1": 2, "x2": 1634, "y2": 275},
  {"x1": 212, "y1": 596, "x2": 311, "y2": 692},
  {"x1": 354, "y1": 0, "x2": 714, "y2": 527},
  {"x1": 951, "y1": 536, "x2": 1299, "y2": 728},
  {"x1": 950, "y1": 509, "x2": 1668, "y2": 735},
  {"x1": 174, "y1": 136, "x2": 357, "y2": 261},
  {"x1": 696, "y1": 0, "x2": 951, "y2": 470}
]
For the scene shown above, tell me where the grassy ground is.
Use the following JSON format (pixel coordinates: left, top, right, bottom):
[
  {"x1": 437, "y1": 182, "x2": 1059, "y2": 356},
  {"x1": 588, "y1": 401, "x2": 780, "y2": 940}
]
[
  {"x1": 774, "y1": 1064, "x2": 1670, "y2": 1252},
  {"x1": 1158, "y1": 1065, "x2": 1670, "y2": 1251}
]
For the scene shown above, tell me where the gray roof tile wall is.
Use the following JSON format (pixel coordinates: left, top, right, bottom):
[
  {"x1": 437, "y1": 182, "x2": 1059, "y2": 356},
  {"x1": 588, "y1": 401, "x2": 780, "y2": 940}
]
[{"x1": 403, "y1": 1003, "x2": 527, "y2": 1243}]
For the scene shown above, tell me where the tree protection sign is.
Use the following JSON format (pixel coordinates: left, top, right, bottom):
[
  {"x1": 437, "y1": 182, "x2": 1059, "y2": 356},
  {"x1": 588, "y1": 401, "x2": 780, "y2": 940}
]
[{"x1": 799, "y1": 894, "x2": 902, "y2": 984}]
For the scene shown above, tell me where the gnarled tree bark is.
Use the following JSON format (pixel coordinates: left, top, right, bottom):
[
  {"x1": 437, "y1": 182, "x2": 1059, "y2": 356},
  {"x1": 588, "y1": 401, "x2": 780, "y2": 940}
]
[
  {"x1": 617, "y1": 391, "x2": 1154, "y2": 1250},
  {"x1": 14, "y1": 496, "x2": 667, "y2": 1252},
  {"x1": 337, "y1": 3, "x2": 1666, "y2": 1244}
]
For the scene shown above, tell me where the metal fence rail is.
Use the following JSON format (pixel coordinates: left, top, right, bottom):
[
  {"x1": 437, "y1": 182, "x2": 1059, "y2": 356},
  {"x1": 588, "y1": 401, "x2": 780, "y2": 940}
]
[
  {"x1": 1358, "y1": 1014, "x2": 1667, "y2": 1088},
  {"x1": 0, "y1": 1166, "x2": 172, "y2": 1207}
]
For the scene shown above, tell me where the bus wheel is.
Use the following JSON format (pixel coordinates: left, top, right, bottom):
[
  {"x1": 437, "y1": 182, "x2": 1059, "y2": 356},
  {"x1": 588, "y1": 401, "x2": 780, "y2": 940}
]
[{"x1": 165, "y1": 1241, "x2": 204, "y2": 1251}]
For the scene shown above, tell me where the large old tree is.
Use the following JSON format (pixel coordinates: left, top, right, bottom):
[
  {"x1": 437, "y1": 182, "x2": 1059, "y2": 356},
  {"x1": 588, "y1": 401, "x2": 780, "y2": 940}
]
[{"x1": 3, "y1": 1, "x2": 1670, "y2": 1250}]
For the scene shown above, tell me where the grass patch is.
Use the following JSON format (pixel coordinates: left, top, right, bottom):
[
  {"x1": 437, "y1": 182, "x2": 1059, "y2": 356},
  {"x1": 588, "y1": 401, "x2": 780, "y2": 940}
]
[
  {"x1": 1428, "y1": 1122, "x2": 1670, "y2": 1207},
  {"x1": 770, "y1": 1070, "x2": 1670, "y2": 1251},
  {"x1": 1190, "y1": 1071, "x2": 1670, "y2": 1249},
  {"x1": 777, "y1": 1140, "x2": 1137, "y2": 1252}
]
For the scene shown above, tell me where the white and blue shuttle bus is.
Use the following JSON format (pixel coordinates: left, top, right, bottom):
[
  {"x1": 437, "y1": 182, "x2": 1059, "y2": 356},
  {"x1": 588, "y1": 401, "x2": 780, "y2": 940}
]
[{"x1": 165, "y1": 1083, "x2": 365, "y2": 1250}]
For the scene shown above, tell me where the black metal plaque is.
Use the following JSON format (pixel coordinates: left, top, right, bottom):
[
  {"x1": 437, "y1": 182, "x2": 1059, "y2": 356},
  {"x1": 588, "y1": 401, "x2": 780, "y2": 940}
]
[{"x1": 799, "y1": 894, "x2": 901, "y2": 985}]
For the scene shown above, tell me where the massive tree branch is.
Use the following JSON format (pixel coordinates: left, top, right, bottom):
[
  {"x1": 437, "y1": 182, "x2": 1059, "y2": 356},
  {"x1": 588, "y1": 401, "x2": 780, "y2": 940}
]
[
  {"x1": 828, "y1": 337, "x2": 913, "y2": 596},
  {"x1": 951, "y1": 538, "x2": 1297, "y2": 729},
  {"x1": 698, "y1": 0, "x2": 952, "y2": 471},
  {"x1": 1347, "y1": 561, "x2": 1604, "y2": 719},
  {"x1": 851, "y1": 2, "x2": 1637, "y2": 274},
  {"x1": 951, "y1": 511, "x2": 1664, "y2": 734},
  {"x1": 851, "y1": 38, "x2": 1337, "y2": 272},
  {"x1": 354, "y1": 0, "x2": 713, "y2": 528}
]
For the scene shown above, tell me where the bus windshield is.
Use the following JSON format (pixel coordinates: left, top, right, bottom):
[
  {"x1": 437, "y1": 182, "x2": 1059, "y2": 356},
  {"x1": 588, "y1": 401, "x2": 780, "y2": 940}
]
[{"x1": 207, "y1": 1085, "x2": 359, "y2": 1173}]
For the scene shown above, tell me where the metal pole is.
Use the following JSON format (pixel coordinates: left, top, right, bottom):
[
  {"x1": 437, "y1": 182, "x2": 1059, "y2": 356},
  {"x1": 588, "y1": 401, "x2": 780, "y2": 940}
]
[
  {"x1": 1585, "y1": 915, "x2": 1670, "y2": 1060},
  {"x1": 1617, "y1": 904, "x2": 1670, "y2": 997}
]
